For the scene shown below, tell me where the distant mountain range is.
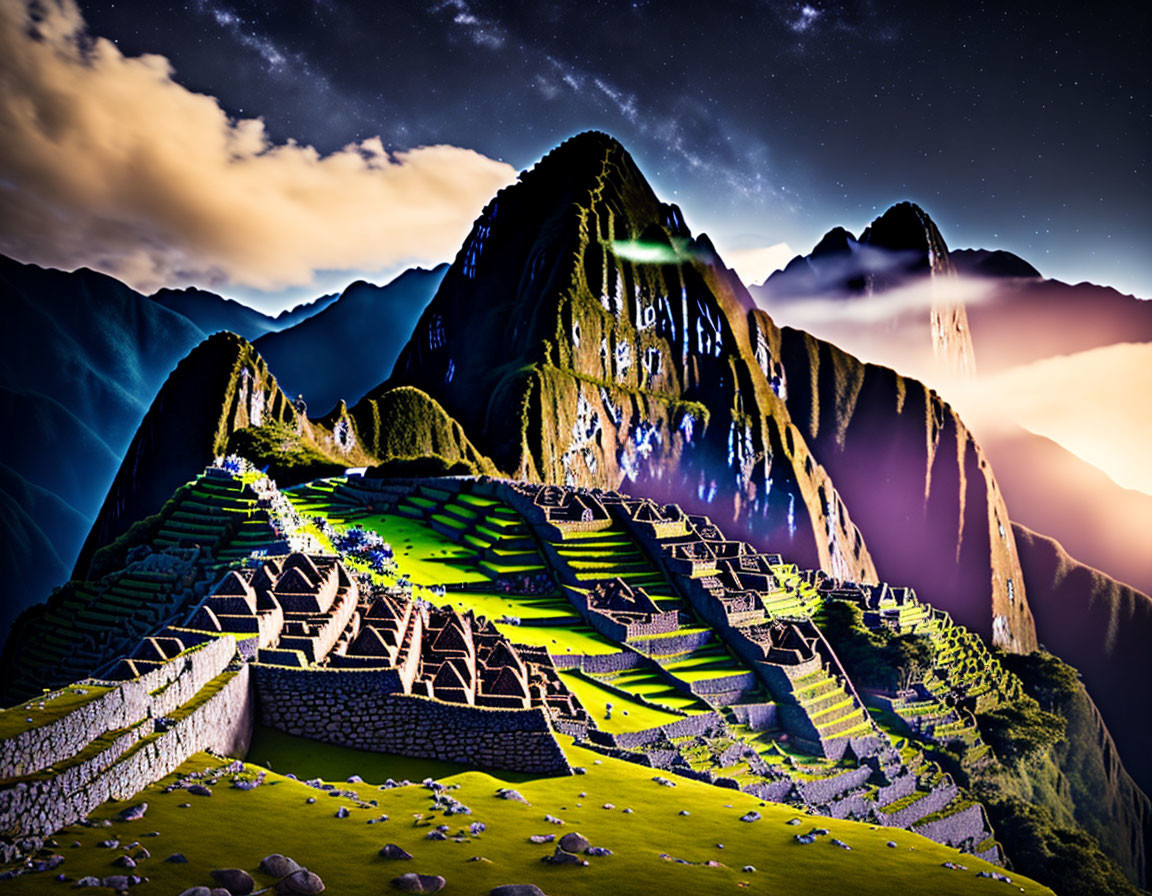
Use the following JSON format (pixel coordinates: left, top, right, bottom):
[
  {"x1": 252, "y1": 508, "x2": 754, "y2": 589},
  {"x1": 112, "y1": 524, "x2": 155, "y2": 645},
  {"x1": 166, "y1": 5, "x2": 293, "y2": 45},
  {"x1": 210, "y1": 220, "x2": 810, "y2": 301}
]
[{"x1": 0, "y1": 256, "x2": 442, "y2": 633}]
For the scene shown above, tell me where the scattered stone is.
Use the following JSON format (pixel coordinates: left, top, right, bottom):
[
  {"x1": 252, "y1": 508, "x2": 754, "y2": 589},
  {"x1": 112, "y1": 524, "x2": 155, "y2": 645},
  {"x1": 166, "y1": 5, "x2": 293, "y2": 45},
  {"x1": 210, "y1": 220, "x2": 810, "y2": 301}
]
[
  {"x1": 425, "y1": 830, "x2": 447, "y2": 841},
  {"x1": 558, "y1": 833, "x2": 590, "y2": 854},
  {"x1": 585, "y1": 846, "x2": 612, "y2": 857},
  {"x1": 277, "y1": 869, "x2": 326, "y2": 894},
  {"x1": 942, "y1": 862, "x2": 968, "y2": 871},
  {"x1": 100, "y1": 876, "x2": 132, "y2": 890},
  {"x1": 176, "y1": 889, "x2": 210, "y2": 896},
  {"x1": 601, "y1": 803, "x2": 614, "y2": 810},
  {"x1": 785, "y1": 818, "x2": 802, "y2": 826},
  {"x1": 469, "y1": 822, "x2": 486, "y2": 836},
  {"x1": 72, "y1": 877, "x2": 102, "y2": 888},
  {"x1": 743, "y1": 865, "x2": 756, "y2": 873},
  {"x1": 887, "y1": 841, "x2": 898, "y2": 848},
  {"x1": 166, "y1": 853, "x2": 189, "y2": 863},
  {"x1": 378, "y1": 845, "x2": 414, "y2": 860},
  {"x1": 622, "y1": 808, "x2": 633, "y2": 814},
  {"x1": 829, "y1": 839, "x2": 851, "y2": 850},
  {"x1": 740, "y1": 811, "x2": 761, "y2": 823},
  {"x1": 976, "y1": 871, "x2": 1012, "y2": 883},
  {"x1": 306, "y1": 797, "x2": 317, "y2": 805},
  {"x1": 573, "y1": 767, "x2": 586, "y2": 775},
  {"x1": 544, "y1": 814, "x2": 564, "y2": 825},
  {"x1": 652, "y1": 776, "x2": 676, "y2": 787},
  {"x1": 489, "y1": 886, "x2": 547, "y2": 896},
  {"x1": 348, "y1": 775, "x2": 364, "y2": 783},
  {"x1": 71, "y1": 841, "x2": 81, "y2": 848},
  {"x1": 113, "y1": 855, "x2": 136, "y2": 869},
  {"x1": 542, "y1": 846, "x2": 588, "y2": 866},
  {"x1": 118, "y1": 803, "x2": 148, "y2": 822},
  {"x1": 210, "y1": 867, "x2": 255, "y2": 895},
  {"x1": 133, "y1": 848, "x2": 150, "y2": 860},
  {"x1": 391, "y1": 871, "x2": 446, "y2": 892},
  {"x1": 794, "y1": 834, "x2": 816, "y2": 845},
  {"x1": 187, "y1": 784, "x2": 212, "y2": 797},
  {"x1": 97, "y1": 839, "x2": 119, "y2": 849},
  {"x1": 260, "y1": 854, "x2": 302, "y2": 877},
  {"x1": 529, "y1": 835, "x2": 555, "y2": 844},
  {"x1": 679, "y1": 810, "x2": 690, "y2": 816},
  {"x1": 179, "y1": 803, "x2": 192, "y2": 809},
  {"x1": 335, "y1": 807, "x2": 350, "y2": 819},
  {"x1": 497, "y1": 789, "x2": 529, "y2": 805}
]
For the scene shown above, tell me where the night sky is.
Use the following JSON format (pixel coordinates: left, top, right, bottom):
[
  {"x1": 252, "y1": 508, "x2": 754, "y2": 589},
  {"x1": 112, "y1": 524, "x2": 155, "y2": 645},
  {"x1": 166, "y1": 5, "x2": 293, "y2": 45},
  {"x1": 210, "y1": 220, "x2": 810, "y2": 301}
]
[{"x1": 6, "y1": 0, "x2": 1150, "y2": 307}]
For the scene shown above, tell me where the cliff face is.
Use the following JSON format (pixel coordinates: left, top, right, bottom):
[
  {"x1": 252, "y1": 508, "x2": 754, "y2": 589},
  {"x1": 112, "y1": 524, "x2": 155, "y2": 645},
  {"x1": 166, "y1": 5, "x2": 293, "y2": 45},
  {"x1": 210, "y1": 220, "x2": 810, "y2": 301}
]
[
  {"x1": 754, "y1": 321, "x2": 1035, "y2": 649},
  {"x1": 1013, "y1": 523, "x2": 1152, "y2": 796},
  {"x1": 383, "y1": 131, "x2": 876, "y2": 584}
]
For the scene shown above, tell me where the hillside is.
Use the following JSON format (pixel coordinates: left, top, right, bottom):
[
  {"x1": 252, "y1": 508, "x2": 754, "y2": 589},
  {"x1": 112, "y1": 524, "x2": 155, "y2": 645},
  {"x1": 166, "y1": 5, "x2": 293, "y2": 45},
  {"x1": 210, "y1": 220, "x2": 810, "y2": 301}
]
[
  {"x1": 1012, "y1": 524, "x2": 1152, "y2": 796},
  {"x1": 0, "y1": 254, "x2": 207, "y2": 628},
  {"x1": 254, "y1": 266, "x2": 446, "y2": 415}
]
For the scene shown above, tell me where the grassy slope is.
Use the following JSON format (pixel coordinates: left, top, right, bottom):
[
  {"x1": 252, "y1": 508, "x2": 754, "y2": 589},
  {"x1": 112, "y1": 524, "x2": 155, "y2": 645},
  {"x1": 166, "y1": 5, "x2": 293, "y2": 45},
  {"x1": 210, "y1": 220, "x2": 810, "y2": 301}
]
[{"x1": 5, "y1": 735, "x2": 1052, "y2": 896}]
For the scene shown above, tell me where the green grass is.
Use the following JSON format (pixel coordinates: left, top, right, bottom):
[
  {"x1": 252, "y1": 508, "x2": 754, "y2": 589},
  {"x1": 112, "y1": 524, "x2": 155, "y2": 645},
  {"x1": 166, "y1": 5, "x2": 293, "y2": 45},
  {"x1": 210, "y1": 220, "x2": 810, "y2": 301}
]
[
  {"x1": 0, "y1": 684, "x2": 113, "y2": 740},
  {"x1": 495, "y1": 623, "x2": 619, "y2": 656},
  {"x1": 558, "y1": 671, "x2": 686, "y2": 733},
  {"x1": 355, "y1": 513, "x2": 491, "y2": 586},
  {"x1": 0, "y1": 737, "x2": 1052, "y2": 896},
  {"x1": 441, "y1": 591, "x2": 580, "y2": 624}
]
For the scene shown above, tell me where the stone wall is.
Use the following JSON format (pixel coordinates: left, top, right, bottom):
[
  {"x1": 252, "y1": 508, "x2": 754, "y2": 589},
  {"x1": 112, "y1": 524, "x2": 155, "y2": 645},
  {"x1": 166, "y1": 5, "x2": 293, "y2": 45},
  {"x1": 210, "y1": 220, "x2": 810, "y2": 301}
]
[
  {"x1": 0, "y1": 661, "x2": 251, "y2": 837},
  {"x1": 0, "y1": 636, "x2": 236, "y2": 780},
  {"x1": 912, "y1": 802, "x2": 994, "y2": 853},
  {"x1": 254, "y1": 666, "x2": 570, "y2": 775}
]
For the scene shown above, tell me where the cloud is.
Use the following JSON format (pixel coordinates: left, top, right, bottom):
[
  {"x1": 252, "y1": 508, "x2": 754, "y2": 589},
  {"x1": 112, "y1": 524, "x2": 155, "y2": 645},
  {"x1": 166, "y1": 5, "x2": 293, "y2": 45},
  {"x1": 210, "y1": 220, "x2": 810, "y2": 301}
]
[
  {"x1": 0, "y1": 0, "x2": 517, "y2": 292},
  {"x1": 724, "y1": 243, "x2": 796, "y2": 285},
  {"x1": 946, "y1": 343, "x2": 1152, "y2": 496}
]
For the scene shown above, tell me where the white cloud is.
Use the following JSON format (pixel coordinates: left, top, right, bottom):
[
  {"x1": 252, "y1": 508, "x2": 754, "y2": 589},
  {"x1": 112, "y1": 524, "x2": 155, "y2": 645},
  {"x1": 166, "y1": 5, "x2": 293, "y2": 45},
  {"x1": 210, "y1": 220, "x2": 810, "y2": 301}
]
[
  {"x1": 722, "y1": 243, "x2": 796, "y2": 285},
  {"x1": 0, "y1": 0, "x2": 518, "y2": 292}
]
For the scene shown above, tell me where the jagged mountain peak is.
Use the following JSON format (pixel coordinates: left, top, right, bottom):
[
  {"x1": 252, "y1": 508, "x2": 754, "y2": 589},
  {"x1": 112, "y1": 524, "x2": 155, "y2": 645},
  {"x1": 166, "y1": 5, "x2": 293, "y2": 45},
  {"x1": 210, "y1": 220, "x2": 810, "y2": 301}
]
[{"x1": 859, "y1": 200, "x2": 955, "y2": 279}]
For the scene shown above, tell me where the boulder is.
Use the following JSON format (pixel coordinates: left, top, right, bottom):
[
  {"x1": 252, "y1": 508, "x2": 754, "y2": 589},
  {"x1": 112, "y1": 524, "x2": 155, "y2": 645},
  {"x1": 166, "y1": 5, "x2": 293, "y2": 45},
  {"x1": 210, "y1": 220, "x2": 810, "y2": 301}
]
[
  {"x1": 542, "y1": 847, "x2": 587, "y2": 866},
  {"x1": 188, "y1": 784, "x2": 213, "y2": 797},
  {"x1": 490, "y1": 887, "x2": 548, "y2": 896},
  {"x1": 260, "y1": 854, "x2": 303, "y2": 877},
  {"x1": 557, "y1": 833, "x2": 590, "y2": 854},
  {"x1": 378, "y1": 844, "x2": 414, "y2": 860},
  {"x1": 113, "y1": 855, "x2": 136, "y2": 868},
  {"x1": 277, "y1": 869, "x2": 325, "y2": 894},
  {"x1": 210, "y1": 867, "x2": 255, "y2": 894},
  {"x1": 100, "y1": 877, "x2": 132, "y2": 890},
  {"x1": 391, "y1": 872, "x2": 446, "y2": 892},
  {"x1": 72, "y1": 879, "x2": 102, "y2": 889},
  {"x1": 118, "y1": 803, "x2": 148, "y2": 822},
  {"x1": 166, "y1": 853, "x2": 189, "y2": 863}
]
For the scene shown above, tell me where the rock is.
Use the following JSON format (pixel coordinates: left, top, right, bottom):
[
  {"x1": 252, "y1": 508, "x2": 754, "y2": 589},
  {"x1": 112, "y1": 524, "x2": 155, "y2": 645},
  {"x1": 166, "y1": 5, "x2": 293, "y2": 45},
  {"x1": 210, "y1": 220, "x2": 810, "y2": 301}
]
[
  {"x1": 601, "y1": 803, "x2": 614, "y2": 810},
  {"x1": 335, "y1": 807, "x2": 350, "y2": 819},
  {"x1": 785, "y1": 818, "x2": 802, "y2": 825},
  {"x1": 489, "y1": 887, "x2": 548, "y2": 896},
  {"x1": 425, "y1": 830, "x2": 447, "y2": 841},
  {"x1": 118, "y1": 803, "x2": 148, "y2": 822},
  {"x1": 113, "y1": 855, "x2": 136, "y2": 868},
  {"x1": 210, "y1": 867, "x2": 255, "y2": 894},
  {"x1": 740, "y1": 811, "x2": 761, "y2": 823},
  {"x1": 497, "y1": 789, "x2": 529, "y2": 805},
  {"x1": 679, "y1": 810, "x2": 690, "y2": 816},
  {"x1": 101, "y1": 876, "x2": 132, "y2": 890},
  {"x1": 72, "y1": 878, "x2": 102, "y2": 888},
  {"x1": 133, "y1": 848, "x2": 150, "y2": 860},
  {"x1": 543, "y1": 814, "x2": 564, "y2": 825},
  {"x1": 306, "y1": 797, "x2": 316, "y2": 804},
  {"x1": 260, "y1": 854, "x2": 302, "y2": 877},
  {"x1": 188, "y1": 785, "x2": 212, "y2": 797},
  {"x1": 97, "y1": 839, "x2": 119, "y2": 849},
  {"x1": 528, "y1": 835, "x2": 554, "y2": 844},
  {"x1": 348, "y1": 775, "x2": 364, "y2": 783},
  {"x1": 622, "y1": 808, "x2": 633, "y2": 814},
  {"x1": 166, "y1": 853, "x2": 189, "y2": 863},
  {"x1": 558, "y1": 833, "x2": 590, "y2": 854},
  {"x1": 886, "y1": 841, "x2": 898, "y2": 848},
  {"x1": 543, "y1": 847, "x2": 587, "y2": 866},
  {"x1": 585, "y1": 847, "x2": 612, "y2": 857},
  {"x1": 277, "y1": 869, "x2": 326, "y2": 894},
  {"x1": 378, "y1": 844, "x2": 414, "y2": 860},
  {"x1": 391, "y1": 872, "x2": 446, "y2": 892},
  {"x1": 743, "y1": 865, "x2": 756, "y2": 872}
]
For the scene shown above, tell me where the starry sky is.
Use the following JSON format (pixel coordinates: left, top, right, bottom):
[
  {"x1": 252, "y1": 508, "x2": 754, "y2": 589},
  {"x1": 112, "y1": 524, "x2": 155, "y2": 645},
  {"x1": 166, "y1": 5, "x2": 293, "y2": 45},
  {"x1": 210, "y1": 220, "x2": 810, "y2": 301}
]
[{"x1": 4, "y1": 0, "x2": 1149, "y2": 308}]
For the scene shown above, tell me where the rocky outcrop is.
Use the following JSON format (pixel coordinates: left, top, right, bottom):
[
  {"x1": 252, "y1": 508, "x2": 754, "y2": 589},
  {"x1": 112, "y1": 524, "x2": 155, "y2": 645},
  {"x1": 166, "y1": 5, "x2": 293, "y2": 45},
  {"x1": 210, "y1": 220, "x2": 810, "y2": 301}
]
[{"x1": 1013, "y1": 524, "x2": 1152, "y2": 795}]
